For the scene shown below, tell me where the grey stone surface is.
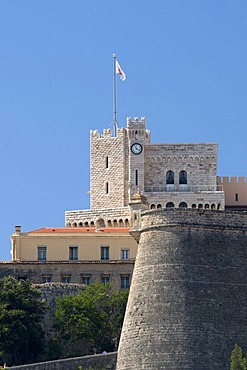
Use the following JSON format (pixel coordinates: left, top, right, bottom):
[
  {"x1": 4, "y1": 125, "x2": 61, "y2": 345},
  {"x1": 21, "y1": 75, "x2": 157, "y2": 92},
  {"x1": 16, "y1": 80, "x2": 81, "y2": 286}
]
[
  {"x1": 117, "y1": 209, "x2": 247, "y2": 369},
  {"x1": 8, "y1": 352, "x2": 117, "y2": 370}
]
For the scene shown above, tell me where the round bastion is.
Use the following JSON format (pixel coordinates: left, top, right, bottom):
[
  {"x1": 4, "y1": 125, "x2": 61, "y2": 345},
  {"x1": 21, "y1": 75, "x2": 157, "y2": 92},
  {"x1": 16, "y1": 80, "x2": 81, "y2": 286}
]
[{"x1": 116, "y1": 209, "x2": 247, "y2": 370}]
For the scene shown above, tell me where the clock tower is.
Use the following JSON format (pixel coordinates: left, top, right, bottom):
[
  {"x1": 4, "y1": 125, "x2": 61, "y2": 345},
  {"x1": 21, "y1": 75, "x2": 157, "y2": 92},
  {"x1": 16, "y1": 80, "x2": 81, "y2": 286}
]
[{"x1": 127, "y1": 117, "x2": 150, "y2": 202}]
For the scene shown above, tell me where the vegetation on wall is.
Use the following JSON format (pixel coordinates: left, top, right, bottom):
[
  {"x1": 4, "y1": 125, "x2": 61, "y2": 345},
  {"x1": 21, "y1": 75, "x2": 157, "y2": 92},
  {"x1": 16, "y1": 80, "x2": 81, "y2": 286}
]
[
  {"x1": 0, "y1": 276, "x2": 46, "y2": 366},
  {"x1": 230, "y1": 344, "x2": 247, "y2": 370},
  {"x1": 55, "y1": 283, "x2": 128, "y2": 356}
]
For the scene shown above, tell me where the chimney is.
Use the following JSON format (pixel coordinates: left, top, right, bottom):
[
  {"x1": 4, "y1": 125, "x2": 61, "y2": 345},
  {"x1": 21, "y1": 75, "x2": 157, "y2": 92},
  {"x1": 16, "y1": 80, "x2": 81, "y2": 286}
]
[{"x1": 15, "y1": 225, "x2": 21, "y2": 234}]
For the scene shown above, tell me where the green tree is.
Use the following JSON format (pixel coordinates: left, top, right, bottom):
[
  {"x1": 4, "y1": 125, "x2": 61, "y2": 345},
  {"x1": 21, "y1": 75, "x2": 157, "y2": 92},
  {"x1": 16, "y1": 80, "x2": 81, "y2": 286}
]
[
  {"x1": 55, "y1": 283, "x2": 128, "y2": 355},
  {"x1": 0, "y1": 276, "x2": 46, "y2": 366},
  {"x1": 230, "y1": 344, "x2": 247, "y2": 370}
]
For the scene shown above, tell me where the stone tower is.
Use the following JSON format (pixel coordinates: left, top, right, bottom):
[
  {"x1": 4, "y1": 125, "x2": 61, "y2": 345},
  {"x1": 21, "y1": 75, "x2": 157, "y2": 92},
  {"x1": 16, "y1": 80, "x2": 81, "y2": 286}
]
[
  {"x1": 90, "y1": 117, "x2": 150, "y2": 210},
  {"x1": 116, "y1": 209, "x2": 247, "y2": 369}
]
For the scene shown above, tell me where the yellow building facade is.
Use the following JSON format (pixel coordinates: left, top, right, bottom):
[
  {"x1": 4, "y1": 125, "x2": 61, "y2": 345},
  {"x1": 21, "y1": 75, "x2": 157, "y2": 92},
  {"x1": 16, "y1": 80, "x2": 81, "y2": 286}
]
[{"x1": 8, "y1": 226, "x2": 137, "y2": 288}]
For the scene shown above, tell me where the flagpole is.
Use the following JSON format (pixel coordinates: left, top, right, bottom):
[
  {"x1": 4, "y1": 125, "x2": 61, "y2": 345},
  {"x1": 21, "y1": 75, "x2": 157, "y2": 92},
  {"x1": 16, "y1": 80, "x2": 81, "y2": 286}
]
[{"x1": 113, "y1": 53, "x2": 117, "y2": 137}]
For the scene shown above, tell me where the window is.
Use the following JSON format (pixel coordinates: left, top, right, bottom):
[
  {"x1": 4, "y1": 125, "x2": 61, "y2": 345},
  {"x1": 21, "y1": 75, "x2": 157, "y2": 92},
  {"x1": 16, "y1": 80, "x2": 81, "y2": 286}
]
[
  {"x1": 166, "y1": 171, "x2": 174, "y2": 184},
  {"x1": 121, "y1": 275, "x2": 130, "y2": 289},
  {"x1": 121, "y1": 249, "x2": 129, "y2": 260},
  {"x1": 179, "y1": 202, "x2": 187, "y2": 208},
  {"x1": 81, "y1": 275, "x2": 91, "y2": 285},
  {"x1": 106, "y1": 156, "x2": 109, "y2": 169},
  {"x1": 179, "y1": 170, "x2": 187, "y2": 185},
  {"x1": 106, "y1": 182, "x2": 109, "y2": 194},
  {"x1": 101, "y1": 246, "x2": 109, "y2": 261},
  {"x1": 101, "y1": 275, "x2": 110, "y2": 285},
  {"x1": 42, "y1": 275, "x2": 52, "y2": 283},
  {"x1": 235, "y1": 193, "x2": 239, "y2": 202},
  {"x1": 69, "y1": 246, "x2": 78, "y2": 261},
  {"x1": 38, "y1": 246, "x2": 47, "y2": 261},
  {"x1": 166, "y1": 202, "x2": 174, "y2": 208},
  {"x1": 135, "y1": 169, "x2": 138, "y2": 186},
  {"x1": 62, "y1": 275, "x2": 71, "y2": 283}
]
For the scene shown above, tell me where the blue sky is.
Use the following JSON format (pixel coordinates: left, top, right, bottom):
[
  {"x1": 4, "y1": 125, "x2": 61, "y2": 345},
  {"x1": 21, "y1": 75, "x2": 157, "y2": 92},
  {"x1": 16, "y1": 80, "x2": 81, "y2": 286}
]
[{"x1": 0, "y1": 1, "x2": 247, "y2": 260}]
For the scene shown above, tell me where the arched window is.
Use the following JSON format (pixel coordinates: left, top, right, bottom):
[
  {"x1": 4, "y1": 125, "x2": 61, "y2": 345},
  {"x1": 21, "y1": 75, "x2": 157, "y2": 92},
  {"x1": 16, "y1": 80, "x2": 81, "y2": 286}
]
[
  {"x1": 166, "y1": 171, "x2": 174, "y2": 184},
  {"x1": 166, "y1": 202, "x2": 174, "y2": 208},
  {"x1": 179, "y1": 202, "x2": 187, "y2": 208},
  {"x1": 84, "y1": 221, "x2": 89, "y2": 227},
  {"x1": 157, "y1": 204, "x2": 162, "y2": 209},
  {"x1": 205, "y1": 204, "x2": 209, "y2": 209},
  {"x1": 125, "y1": 219, "x2": 130, "y2": 227},
  {"x1": 192, "y1": 204, "x2": 197, "y2": 209},
  {"x1": 107, "y1": 220, "x2": 112, "y2": 227},
  {"x1": 179, "y1": 170, "x2": 187, "y2": 184},
  {"x1": 211, "y1": 204, "x2": 216, "y2": 210},
  {"x1": 150, "y1": 204, "x2": 156, "y2": 209},
  {"x1": 113, "y1": 219, "x2": 118, "y2": 227},
  {"x1": 78, "y1": 222, "x2": 83, "y2": 227},
  {"x1": 98, "y1": 219, "x2": 105, "y2": 228},
  {"x1": 198, "y1": 204, "x2": 203, "y2": 209},
  {"x1": 119, "y1": 219, "x2": 124, "y2": 227},
  {"x1": 90, "y1": 221, "x2": 95, "y2": 227}
]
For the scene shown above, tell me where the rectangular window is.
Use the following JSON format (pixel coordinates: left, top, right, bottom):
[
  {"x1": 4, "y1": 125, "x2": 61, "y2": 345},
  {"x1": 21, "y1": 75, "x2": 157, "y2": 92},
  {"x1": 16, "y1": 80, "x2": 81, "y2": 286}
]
[
  {"x1": 81, "y1": 275, "x2": 91, "y2": 285},
  {"x1": 101, "y1": 246, "x2": 109, "y2": 261},
  {"x1": 121, "y1": 249, "x2": 129, "y2": 260},
  {"x1": 62, "y1": 275, "x2": 71, "y2": 283},
  {"x1": 69, "y1": 246, "x2": 78, "y2": 261},
  {"x1": 121, "y1": 275, "x2": 130, "y2": 289},
  {"x1": 135, "y1": 169, "x2": 138, "y2": 186},
  {"x1": 38, "y1": 246, "x2": 47, "y2": 261},
  {"x1": 235, "y1": 193, "x2": 239, "y2": 202},
  {"x1": 101, "y1": 275, "x2": 110, "y2": 285},
  {"x1": 106, "y1": 156, "x2": 109, "y2": 169},
  {"x1": 42, "y1": 275, "x2": 52, "y2": 283}
]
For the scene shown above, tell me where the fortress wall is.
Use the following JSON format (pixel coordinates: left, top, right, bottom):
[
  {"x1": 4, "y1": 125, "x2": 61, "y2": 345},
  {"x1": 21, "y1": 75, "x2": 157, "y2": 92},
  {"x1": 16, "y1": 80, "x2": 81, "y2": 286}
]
[{"x1": 117, "y1": 209, "x2": 247, "y2": 370}]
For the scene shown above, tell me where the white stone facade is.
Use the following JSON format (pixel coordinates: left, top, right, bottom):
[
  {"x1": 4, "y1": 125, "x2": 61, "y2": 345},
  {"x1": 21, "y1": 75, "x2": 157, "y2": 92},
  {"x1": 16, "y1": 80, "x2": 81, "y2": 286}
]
[{"x1": 65, "y1": 117, "x2": 225, "y2": 227}]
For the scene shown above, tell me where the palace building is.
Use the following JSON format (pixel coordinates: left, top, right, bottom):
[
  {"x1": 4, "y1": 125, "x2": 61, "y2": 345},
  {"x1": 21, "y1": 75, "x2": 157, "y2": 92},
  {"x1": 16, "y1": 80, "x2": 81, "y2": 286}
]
[{"x1": 2, "y1": 116, "x2": 246, "y2": 285}]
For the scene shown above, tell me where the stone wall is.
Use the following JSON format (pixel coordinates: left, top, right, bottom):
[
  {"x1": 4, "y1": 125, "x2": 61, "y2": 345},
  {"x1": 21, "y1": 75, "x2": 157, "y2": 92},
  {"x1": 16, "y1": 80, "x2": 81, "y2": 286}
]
[
  {"x1": 0, "y1": 261, "x2": 134, "y2": 289},
  {"x1": 8, "y1": 352, "x2": 117, "y2": 370},
  {"x1": 90, "y1": 128, "x2": 129, "y2": 210},
  {"x1": 117, "y1": 209, "x2": 247, "y2": 369}
]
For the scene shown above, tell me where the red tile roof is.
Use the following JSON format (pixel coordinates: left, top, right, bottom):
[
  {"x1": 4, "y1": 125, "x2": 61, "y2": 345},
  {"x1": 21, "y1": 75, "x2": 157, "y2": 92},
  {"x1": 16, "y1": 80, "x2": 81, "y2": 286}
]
[{"x1": 28, "y1": 227, "x2": 130, "y2": 234}]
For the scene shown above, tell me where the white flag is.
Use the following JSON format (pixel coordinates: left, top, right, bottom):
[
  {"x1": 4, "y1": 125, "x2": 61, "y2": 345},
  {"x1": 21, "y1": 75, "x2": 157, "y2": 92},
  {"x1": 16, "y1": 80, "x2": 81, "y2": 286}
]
[{"x1": 116, "y1": 59, "x2": 126, "y2": 81}]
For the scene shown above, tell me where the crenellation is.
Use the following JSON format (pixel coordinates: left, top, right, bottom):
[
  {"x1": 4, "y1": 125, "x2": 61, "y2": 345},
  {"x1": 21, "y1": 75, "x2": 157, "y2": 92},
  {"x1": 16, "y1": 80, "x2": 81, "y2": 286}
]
[{"x1": 70, "y1": 117, "x2": 224, "y2": 227}]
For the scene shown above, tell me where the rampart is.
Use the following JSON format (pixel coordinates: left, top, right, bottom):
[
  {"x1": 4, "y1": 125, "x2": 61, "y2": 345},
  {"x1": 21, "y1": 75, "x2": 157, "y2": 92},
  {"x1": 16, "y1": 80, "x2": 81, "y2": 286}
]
[
  {"x1": 8, "y1": 352, "x2": 117, "y2": 370},
  {"x1": 117, "y1": 209, "x2": 247, "y2": 369}
]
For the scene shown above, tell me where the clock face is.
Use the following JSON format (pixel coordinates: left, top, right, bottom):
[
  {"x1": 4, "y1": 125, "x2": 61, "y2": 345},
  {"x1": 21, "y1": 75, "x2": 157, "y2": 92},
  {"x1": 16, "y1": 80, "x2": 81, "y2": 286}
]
[{"x1": 131, "y1": 143, "x2": 143, "y2": 155}]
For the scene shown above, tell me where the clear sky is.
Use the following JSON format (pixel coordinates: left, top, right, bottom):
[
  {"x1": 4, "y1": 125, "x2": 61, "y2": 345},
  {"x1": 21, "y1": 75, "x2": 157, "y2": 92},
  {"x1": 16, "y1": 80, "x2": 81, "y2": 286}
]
[{"x1": 0, "y1": 1, "x2": 247, "y2": 260}]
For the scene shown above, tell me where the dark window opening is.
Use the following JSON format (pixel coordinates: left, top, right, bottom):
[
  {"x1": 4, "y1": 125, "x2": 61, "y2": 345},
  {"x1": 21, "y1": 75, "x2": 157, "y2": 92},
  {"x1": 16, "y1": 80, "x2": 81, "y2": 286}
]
[
  {"x1": 166, "y1": 202, "x2": 174, "y2": 208},
  {"x1": 101, "y1": 246, "x2": 109, "y2": 261},
  {"x1": 69, "y1": 246, "x2": 78, "y2": 261},
  {"x1": 179, "y1": 170, "x2": 187, "y2": 184},
  {"x1": 166, "y1": 171, "x2": 174, "y2": 184}
]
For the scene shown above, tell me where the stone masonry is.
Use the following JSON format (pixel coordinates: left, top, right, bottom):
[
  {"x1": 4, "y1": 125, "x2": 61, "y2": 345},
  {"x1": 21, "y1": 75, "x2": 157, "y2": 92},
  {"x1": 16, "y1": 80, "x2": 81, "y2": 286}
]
[
  {"x1": 66, "y1": 117, "x2": 224, "y2": 227},
  {"x1": 116, "y1": 208, "x2": 247, "y2": 369}
]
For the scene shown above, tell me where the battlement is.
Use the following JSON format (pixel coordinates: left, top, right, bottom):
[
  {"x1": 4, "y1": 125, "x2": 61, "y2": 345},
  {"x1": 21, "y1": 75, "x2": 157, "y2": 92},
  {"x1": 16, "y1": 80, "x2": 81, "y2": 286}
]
[
  {"x1": 218, "y1": 176, "x2": 247, "y2": 184},
  {"x1": 127, "y1": 116, "x2": 146, "y2": 127},
  {"x1": 90, "y1": 127, "x2": 126, "y2": 139}
]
